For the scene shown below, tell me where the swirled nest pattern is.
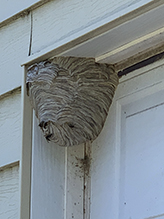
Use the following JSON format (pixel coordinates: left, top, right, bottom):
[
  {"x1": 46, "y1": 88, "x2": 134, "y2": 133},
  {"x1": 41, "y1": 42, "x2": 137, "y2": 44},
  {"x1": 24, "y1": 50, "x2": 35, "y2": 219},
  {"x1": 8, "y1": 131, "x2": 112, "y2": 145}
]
[{"x1": 26, "y1": 57, "x2": 118, "y2": 146}]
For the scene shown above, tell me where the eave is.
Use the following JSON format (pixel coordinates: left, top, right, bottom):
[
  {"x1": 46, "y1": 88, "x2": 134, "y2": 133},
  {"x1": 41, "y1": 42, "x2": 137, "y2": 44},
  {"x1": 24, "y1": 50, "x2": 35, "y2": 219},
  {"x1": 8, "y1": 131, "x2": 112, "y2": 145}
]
[{"x1": 22, "y1": 1, "x2": 164, "y2": 71}]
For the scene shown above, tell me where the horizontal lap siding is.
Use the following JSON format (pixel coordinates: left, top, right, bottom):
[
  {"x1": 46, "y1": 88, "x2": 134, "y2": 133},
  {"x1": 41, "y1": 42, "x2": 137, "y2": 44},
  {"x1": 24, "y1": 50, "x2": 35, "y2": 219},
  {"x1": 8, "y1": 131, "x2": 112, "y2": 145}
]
[
  {"x1": 0, "y1": 16, "x2": 30, "y2": 95},
  {"x1": 31, "y1": 0, "x2": 151, "y2": 54},
  {"x1": 0, "y1": 0, "x2": 154, "y2": 96},
  {"x1": 0, "y1": 165, "x2": 19, "y2": 219},
  {"x1": 0, "y1": 90, "x2": 21, "y2": 167},
  {"x1": 0, "y1": 0, "x2": 48, "y2": 23},
  {"x1": 0, "y1": 1, "x2": 160, "y2": 219}
]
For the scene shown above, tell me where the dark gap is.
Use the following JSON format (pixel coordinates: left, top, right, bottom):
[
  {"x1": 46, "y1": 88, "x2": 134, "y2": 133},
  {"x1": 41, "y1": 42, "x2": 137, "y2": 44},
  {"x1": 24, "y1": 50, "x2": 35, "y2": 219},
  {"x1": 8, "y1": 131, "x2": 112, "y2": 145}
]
[
  {"x1": 68, "y1": 124, "x2": 75, "y2": 128},
  {"x1": 118, "y1": 51, "x2": 164, "y2": 77},
  {"x1": 28, "y1": 11, "x2": 33, "y2": 56},
  {"x1": 46, "y1": 134, "x2": 52, "y2": 141}
]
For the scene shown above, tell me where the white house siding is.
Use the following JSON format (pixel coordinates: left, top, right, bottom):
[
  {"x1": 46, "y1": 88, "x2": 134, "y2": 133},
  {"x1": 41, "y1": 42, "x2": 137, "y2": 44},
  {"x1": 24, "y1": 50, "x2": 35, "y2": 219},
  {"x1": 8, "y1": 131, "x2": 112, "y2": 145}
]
[
  {"x1": 91, "y1": 60, "x2": 164, "y2": 219},
  {"x1": 0, "y1": 90, "x2": 21, "y2": 168},
  {"x1": 0, "y1": 89, "x2": 21, "y2": 218},
  {"x1": 28, "y1": 59, "x2": 164, "y2": 219},
  {"x1": 0, "y1": 0, "x2": 48, "y2": 23},
  {"x1": 0, "y1": 165, "x2": 19, "y2": 219},
  {"x1": 0, "y1": 0, "x2": 164, "y2": 218},
  {"x1": 31, "y1": 0, "x2": 153, "y2": 54},
  {"x1": 0, "y1": 17, "x2": 30, "y2": 95},
  {"x1": 0, "y1": 0, "x2": 157, "y2": 95},
  {"x1": 0, "y1": 89, "x2": 21, "y2": 219}
]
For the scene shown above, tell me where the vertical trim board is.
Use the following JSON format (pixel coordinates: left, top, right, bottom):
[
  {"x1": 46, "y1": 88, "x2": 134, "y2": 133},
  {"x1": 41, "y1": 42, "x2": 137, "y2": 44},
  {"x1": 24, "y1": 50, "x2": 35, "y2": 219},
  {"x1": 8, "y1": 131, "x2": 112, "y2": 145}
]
[{"x1": 19, "y1": 66, "x2": 33, "y2": 219}]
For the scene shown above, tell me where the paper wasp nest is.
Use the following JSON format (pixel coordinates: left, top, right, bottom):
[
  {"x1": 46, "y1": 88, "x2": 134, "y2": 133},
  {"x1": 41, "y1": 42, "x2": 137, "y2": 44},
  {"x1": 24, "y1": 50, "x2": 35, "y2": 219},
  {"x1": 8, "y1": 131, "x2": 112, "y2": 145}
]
[{"x1": 26, "y1": 57, "x2": 118, "y2": 146}]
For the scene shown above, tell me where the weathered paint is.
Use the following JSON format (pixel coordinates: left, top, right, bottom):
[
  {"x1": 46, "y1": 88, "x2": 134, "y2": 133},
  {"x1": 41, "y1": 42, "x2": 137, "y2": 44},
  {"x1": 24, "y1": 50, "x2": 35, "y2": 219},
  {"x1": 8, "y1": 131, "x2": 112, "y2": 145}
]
[
  {"x1": 0, "y1": 165, "x2": 19, "y2": 219},
  {"x1": 91, "y1": 60, "x2": 164, "y2": 218},
  {"x1": 0, "y1": 16, "x2": 31, "y2": 95},
  {"x1": 0, "y1": 89, "x2": 21, "y2": 167}
]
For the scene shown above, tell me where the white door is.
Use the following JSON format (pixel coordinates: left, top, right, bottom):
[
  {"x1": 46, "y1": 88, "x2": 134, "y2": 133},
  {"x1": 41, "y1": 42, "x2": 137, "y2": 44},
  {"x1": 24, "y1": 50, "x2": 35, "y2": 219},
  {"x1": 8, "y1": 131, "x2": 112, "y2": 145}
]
[
  {"x1": 91, "y1": 60, "x2": 164, "y2": 219},
  {"x1": 24, "y1": 60, "x2": 164, "y2": 219}
]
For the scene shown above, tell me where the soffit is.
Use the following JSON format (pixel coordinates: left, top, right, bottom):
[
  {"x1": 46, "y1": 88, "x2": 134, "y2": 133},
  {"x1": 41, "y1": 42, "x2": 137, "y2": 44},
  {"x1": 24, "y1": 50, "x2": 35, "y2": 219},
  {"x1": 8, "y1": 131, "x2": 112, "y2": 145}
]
[{"x1": 22, "y1": 1, "x2": 164, "y2": 70}]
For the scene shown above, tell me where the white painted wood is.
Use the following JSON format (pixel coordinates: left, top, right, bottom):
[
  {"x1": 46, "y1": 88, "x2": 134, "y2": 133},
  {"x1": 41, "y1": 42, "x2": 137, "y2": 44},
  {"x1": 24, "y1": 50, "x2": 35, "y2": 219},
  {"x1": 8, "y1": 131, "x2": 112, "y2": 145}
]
[
  {"x1": 0, "y1": 0, "x2": 163, "y2": 97},
  {"x1": 119, "y1": 92, "x2": 164, "y2": 219},
  {"x1": 22, "y1": 1, "x2": 164, "y2": 70},
  {"x1": 20, "y1": 40, "x2": 164, "y2": 219},
  {"x1": 119, "y1": 58, "x2": 164, "y2": 84},
  {"x1": 63, "y1": 2, "x2": 164, "y2": 64},
  {"x1": 66, "y1": 145, "x2": 84, "y2": 219},
  {"x1": 0, "y1": 165, "x2": 19, "y2": 219},
  {"x1": 19, "y1": 67, "x2": 33, "y2": 219},
  {"x1": 96, "y1": 26, "x2": 164, "y2": 64},
  {"x1": 116, "y1": 62, "x2": 164, "y2": 102},
  {"x1": 114, "y1": 60, "x2": 164, "y2": 218},
  {"x1": 0, "y1": 16, "x2": 31, "y2": 95},
  {"x1": 31, "y1": 0, "x2": 160, "y2": 55},
  {"x1": 90, "y1": 61, "x2": 164, "y2": 219},
  {"x1": 83, "y1": 142, "x2": 92, "y2": 219},
  {"x1": 2, "y1": 1, "x2": 164, "y2": 219},
  {"x1": 0, "y1": 0, "x2": 42, "y2": 23},
  {"x1": 0, "y1": 90, "x2": 21, "y2": 168},
  {"x1": 30, "y1": 116, "x2": 65, "y2": 219},
  {"x1": 30, "y1": 117, "x2": 91, "y2": 219},
  {"x1": 30, "y1": 118, "x2": 91, "y2": 219},
  {"x1": 91, "y1": 99, "x2": 118, "y2": 219},
  {"x1": 16, "y1": 2, "x2": 164, "y2": 218}
]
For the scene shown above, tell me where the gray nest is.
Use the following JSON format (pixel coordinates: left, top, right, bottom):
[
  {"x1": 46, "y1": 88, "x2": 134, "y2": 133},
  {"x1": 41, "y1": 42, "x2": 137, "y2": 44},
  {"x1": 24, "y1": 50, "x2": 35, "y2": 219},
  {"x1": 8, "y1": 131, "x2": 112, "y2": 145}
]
[{"x1": 26, "y1": 57, "x2": 118, "y2": 147}]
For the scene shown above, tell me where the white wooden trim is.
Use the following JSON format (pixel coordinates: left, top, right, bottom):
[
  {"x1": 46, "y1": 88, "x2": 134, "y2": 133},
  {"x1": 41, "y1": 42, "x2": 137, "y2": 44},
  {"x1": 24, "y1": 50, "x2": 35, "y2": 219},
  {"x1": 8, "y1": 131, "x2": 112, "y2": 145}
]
[
  {"x1": 19, "y1": 2, "x2": 164, "y2": 217},
  {"x1": 96, "y1": 26, "x2": 164, "y2": 63},
  {"x1": 19, "y1": 66, "x2": 33, "y2": 219},
  {"x1": 116, "y1": 90, "x2": 164, "y2": 219},
  {"x1": 0, "y1": 15, "x2": 31, "y2": 96},
  {"x1": 113, "y1": 100, "x2": 122, "y2": 219},
  {"x1": 0, "y1": 164, "x2": 19, "y2": 218},
  {"x1": 0, "y1": 161, "x2": 19, "y2": 171},
  {"x1": 112, "y1": 63, "x2": 164, "y2": 218},
  {"x1": 0, "y1": 88, "x2": 21, "y2": 167},
  {"x1": 63, "y1": 142, "x2": 91, "y2": 219},
  {"x1": 66, "y1": 145, "x2": 84, "y2": 219},
  {"x1": 30, "y1": 116, "x2": 65, "y2": 219},
  {"x1": 19, "y1": 66, "x2": 92, "y2": 218},
  {"x1": 83, "y1": 142, "x2": 91, "y2": 219},
  {"x1": 0, "y1": 0, "x2": 50, "y2": 27},
  {"x1": 64, "y1": 147, "x2": 68, "y2": 219},
  {"x1": 19, "y1": 38, "x2": 164, "y2": 219},
  {"x1": 21, "y1": 1, "x2": 164, "y2": 67},
  {"x1": 2, "y1": 0, "x2": 164, "y2": 98}
]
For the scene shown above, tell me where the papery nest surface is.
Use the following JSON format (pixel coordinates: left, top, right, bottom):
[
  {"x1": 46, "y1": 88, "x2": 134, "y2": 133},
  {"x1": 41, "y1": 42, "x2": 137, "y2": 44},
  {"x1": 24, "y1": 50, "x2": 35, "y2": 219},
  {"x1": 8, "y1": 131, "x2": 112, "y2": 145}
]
[{"x1": 26, "y1": 57, "x2": 118, "y2": 146}]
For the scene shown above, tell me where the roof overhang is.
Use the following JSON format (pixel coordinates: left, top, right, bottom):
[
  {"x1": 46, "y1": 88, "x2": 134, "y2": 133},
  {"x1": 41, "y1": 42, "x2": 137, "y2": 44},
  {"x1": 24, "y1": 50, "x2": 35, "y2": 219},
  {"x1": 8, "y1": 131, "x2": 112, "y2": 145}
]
[{"x1": 22, "y1": 1, "x2": 164, "y2": 71}]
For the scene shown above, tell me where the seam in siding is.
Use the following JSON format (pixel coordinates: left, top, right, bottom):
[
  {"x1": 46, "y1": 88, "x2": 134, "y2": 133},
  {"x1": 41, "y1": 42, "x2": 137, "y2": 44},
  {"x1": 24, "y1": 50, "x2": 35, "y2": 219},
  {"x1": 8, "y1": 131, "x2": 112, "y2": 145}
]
[
  {"x1": 0, "y1": 161, "x2": 19, "y2": 172},
  {"x1": 0, "y1": 87, "x2": 21, "y2": 101},
  {"x1": 0, "y1": 0, "x2": 52, "y2": 28},
  {"x1": 28, "y1": 11, "x2": 33, "y2": 56}
]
